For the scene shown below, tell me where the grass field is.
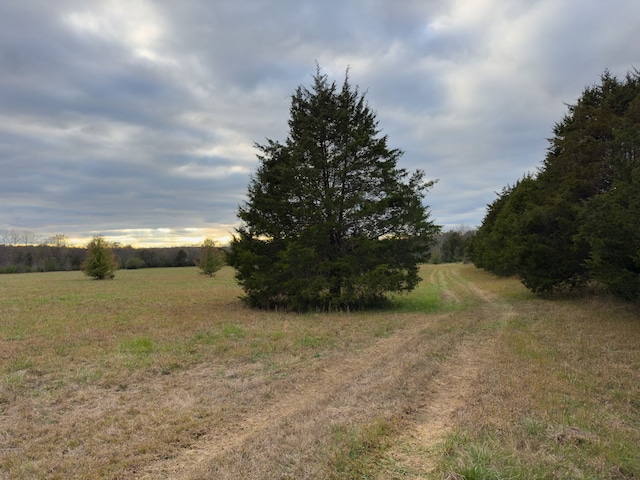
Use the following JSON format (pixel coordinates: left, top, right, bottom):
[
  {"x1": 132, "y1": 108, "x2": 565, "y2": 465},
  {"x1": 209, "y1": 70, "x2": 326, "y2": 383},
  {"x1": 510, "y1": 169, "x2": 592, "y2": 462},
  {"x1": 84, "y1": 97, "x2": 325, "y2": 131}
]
[{"x1": 1, "y1": 265, "x2": 639, "y2": 479}]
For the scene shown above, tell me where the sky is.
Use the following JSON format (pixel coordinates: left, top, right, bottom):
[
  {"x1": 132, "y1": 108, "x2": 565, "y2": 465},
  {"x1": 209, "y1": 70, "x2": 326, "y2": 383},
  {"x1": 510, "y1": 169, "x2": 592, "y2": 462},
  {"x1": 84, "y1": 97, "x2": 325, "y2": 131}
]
[{"x1": 1, "y1": 0, "x2": 638, "y2": 247}]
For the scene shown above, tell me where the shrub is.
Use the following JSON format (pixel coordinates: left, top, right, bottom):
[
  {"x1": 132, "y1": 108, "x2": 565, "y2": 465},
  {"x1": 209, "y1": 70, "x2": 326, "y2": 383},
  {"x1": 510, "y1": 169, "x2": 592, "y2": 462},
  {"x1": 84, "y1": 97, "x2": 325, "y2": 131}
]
[
  {"x1": 125, "y1": 257, "x2": 146, "y2": 270},
  {"x1": 82, "y1": 236, "x2": 118, "y2": 279},
  {"x1": 44, "y1": 257, "x2": 61, "y2": 272},
  {"x1": 197, "y1": 238, "x2": 225, "y2": 277}
]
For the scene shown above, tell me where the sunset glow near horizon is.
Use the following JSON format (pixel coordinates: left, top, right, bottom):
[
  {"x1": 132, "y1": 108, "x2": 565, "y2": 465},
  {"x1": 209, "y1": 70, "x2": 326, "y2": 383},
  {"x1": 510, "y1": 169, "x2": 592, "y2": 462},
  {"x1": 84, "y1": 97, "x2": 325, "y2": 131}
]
[{"x1": 64, "y1": 229, "x2": 235, "y2": 248}]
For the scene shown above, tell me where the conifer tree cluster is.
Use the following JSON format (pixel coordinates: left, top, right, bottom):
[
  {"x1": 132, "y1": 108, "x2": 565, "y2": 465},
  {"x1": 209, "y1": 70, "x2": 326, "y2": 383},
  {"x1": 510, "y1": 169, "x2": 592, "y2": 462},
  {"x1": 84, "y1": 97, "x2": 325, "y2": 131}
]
[{"x1": 472, "y1": 70, "x2": 640, "y2": 300}]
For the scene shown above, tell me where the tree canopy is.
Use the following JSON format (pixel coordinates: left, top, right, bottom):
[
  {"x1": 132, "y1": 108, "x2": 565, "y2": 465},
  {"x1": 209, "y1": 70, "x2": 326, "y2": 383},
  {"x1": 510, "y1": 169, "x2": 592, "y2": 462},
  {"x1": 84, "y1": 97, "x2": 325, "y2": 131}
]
[
  {"x1": 228, "y1": 68, "x2": 439, "y2": 310},
  {"x1": 472, "y1": 69, "x2": 640, "y2": 300}
]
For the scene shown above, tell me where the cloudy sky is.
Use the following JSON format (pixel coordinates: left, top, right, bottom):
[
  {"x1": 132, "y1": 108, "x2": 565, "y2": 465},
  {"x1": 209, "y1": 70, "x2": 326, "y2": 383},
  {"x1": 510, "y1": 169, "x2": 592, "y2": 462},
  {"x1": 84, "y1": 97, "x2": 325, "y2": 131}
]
[{"x1": 1, "y1": 0, "x2": 638, "y2": 246}]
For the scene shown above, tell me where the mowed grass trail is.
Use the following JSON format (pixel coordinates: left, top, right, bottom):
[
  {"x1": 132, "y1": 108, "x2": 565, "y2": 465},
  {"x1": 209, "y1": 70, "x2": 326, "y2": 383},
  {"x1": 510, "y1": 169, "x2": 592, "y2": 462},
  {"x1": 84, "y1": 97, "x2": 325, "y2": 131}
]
[{"x1": 1, "y1": 265, "x2": 639, "y2": 479}]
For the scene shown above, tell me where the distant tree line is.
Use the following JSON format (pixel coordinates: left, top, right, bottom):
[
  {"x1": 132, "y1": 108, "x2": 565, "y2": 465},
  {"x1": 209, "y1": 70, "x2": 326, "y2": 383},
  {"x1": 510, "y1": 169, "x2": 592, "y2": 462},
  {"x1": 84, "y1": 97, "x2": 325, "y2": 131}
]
[
  {"x1": 0, "y1": 233, "x2": 202, "y2": 273},
  {"x1": 0, "y1": 227, "x2": 469, "y2": 273},
  {"x1": 471, "y1": 70, "x2": 640, "y2": 301},
  {"x1": 429, "y1": 228, "x2": 476, "y2": 264},
  {"x1": 0, "y1": 229, "x2": 42, "y2": 246}
]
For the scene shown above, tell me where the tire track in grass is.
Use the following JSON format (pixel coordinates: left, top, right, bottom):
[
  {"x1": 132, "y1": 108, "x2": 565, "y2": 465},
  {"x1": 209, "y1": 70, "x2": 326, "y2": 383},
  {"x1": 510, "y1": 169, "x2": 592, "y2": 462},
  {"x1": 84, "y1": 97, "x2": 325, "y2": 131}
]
[
  {"x1": 381, "y1": 265, "x2": 516, "y2": 478},
  {"x1": 137, "y1": 265, "x2": 513, "y2": 479},
  {"x1": 137, "y1": 319, "x2": 442, "y2": 479}
]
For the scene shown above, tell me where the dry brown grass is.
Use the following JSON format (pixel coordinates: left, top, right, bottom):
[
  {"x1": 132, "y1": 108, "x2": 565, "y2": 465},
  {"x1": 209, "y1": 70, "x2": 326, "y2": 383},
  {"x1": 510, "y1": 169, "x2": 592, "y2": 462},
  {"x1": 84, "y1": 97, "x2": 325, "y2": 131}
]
[
  {"x1": 0, "y1": 266, "x2": 452, "y2": 478},
  {"x1": 375, "y1": 267, "x2": 640, "y2": 479},
  {"x1": 1, "y1": 264, "x2": 639, "y2": 479}
]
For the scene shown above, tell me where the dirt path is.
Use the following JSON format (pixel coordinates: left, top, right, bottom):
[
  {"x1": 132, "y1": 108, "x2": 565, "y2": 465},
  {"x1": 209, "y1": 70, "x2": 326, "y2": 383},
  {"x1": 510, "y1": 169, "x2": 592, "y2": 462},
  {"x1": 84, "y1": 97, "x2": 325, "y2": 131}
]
[
  {"x1": 137, "y1": 326, "x2": 426, "y2": 479},
  {"x1": 135, "y1": 265, "x2": 510, "y2": 479},
  {"x1": 383, "y1": 265, "x2": 514, "y2": 476}
]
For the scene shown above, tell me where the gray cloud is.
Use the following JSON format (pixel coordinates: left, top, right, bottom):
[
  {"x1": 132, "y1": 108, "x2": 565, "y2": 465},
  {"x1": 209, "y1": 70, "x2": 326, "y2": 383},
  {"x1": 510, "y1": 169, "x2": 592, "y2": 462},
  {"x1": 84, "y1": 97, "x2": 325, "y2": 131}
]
[{"x1": 1, "y1": 0, "x2": 638, "y2": 245}]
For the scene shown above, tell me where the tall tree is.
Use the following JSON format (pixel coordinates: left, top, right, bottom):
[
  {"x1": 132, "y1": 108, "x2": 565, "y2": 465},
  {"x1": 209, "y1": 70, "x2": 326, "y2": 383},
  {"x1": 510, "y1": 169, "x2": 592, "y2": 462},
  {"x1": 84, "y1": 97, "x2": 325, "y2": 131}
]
[
  {"x1": 577, "y1": 86, "x2": 640, "y2": 300},
  {"x1": 578, "y1": 168, "x2": 640, "y2": 300},
  {"x1": 473, "y1": 69, "x2": 640, "y2": 298},
  {"x1": 229, "y1": 68, "x2": 439, "y2": 310}
]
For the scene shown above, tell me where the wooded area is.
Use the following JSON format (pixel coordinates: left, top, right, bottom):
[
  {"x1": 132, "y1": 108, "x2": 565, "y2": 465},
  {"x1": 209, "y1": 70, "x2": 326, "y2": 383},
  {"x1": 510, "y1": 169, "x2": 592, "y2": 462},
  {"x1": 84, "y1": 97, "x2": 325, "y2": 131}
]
[
  {"x1": 0, "y1": 243, "x2": 199, "y2": 273},
  {"x1": 472, "y1": 70, "x2": 640, "y2": 300}
]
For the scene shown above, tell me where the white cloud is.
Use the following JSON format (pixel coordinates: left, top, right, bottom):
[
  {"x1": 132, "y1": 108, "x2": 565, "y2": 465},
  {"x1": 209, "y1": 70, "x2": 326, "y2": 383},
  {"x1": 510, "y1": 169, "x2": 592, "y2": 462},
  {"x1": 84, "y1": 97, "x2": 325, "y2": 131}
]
[
  {"x1": 64, "y1": 0, "x2": 170, "y2": 64},
  {"x1": 173, "y1": 163, "x2": 250, "y2": 180}
]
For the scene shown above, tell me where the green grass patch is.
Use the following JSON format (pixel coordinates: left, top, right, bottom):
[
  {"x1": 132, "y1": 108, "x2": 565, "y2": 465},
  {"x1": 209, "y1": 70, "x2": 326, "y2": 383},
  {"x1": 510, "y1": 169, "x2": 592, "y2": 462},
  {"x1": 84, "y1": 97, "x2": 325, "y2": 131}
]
[
  {"x1": 393, "y1": 272, "x2": 443, "y2": 313},
  {"x1": 220, "y1": 324, "x2": 246, "y2": 339},
  {"x1": 119, "y1": 337, "x2": 157, "y2": 356},
  {"x1": 327, "y1": 418, "x2": 399, "y2": 479},
  {"x1": 296, "y1": 333, "x2": 328, "y2": 349},
  {"x1": 192, "y1": 330, "x2": 219, "y2": 345},
  {"x1": 4, "y1": 356, "x2": 33, "y2": 373}
]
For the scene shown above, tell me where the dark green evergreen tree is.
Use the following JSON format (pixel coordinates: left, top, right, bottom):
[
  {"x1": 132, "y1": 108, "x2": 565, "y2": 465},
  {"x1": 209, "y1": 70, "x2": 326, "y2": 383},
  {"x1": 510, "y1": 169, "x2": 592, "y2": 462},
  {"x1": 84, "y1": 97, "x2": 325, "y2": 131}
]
[
  {"x1": 473, "y1": 69, "x2": 640, "y2": 299},
  {"x1": 579, "y1": 168, "x2": 640, "y2": 300},
  {"x1": 472, "y1": 176, "x2": 539, "y2": 278},
  {"x1": 174, "y1": 249, "x2": 190, "y2": 267},
  {"x1": 529, "y1": 70, "x2": 640, "y2": 294},
  {"x1": 440, "y1": 231, "x2": 468, "y2": 263},
  {"x1": 228, "y1": 68, "x2": 439, "y2": 310},
  {"x1": 578, "y1": 86, "x2": 640, "y2": 300}
]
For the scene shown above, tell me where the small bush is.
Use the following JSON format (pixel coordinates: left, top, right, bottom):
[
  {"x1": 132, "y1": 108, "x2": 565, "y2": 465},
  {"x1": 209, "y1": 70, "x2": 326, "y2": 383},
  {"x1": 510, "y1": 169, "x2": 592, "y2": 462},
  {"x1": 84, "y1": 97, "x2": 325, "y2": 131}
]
[
  {"x1": 196, "y1": 238, "x2": 225, "y2": 277},
  {"x1": 82, "y1": 236, "x2": 118, "y2": 279},
  {"x1": 0, "y1": 265, "x2": 19, "y2": 274},
  {"x1": 44, "y1": 257, "x2": 61, "y2": 272},
  {"x1": 125, "y1": 257, "x2": 145, "y2": 269}
]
